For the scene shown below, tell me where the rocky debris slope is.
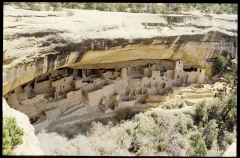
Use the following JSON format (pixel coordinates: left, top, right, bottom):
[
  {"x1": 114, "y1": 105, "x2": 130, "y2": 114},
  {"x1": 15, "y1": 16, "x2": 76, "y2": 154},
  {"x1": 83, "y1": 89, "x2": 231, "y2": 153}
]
[
  {"x1": 3, "y1": 98, "x2": 44, "y2": 155},
  {"x1": 3, "y1": 5, "x2": 237, "y2": 95}
]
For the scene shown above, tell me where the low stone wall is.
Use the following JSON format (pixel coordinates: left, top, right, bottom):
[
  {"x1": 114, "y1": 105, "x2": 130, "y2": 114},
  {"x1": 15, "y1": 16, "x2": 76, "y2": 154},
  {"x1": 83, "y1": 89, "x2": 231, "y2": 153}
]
[
  {"x1": 182, "y1": 93, "x2": 213, "y2": 99},
  {"x1": 147, "y1": 94, "x2": 169, "y2": 102}
]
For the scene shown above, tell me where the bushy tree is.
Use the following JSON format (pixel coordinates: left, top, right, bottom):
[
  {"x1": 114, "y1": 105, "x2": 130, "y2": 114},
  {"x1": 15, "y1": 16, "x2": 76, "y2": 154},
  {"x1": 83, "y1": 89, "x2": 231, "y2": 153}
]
[
  {"x1": 96, "y1": 3, "x2": 110, "y2": 11},
  {"x1": 116, "y1": 107, "x2": 134, "y2": 120},
  {"x1": 84, "y1": 3, "x2": 97, "y2": 10},
  {"x1": 213, "y1": 55, "x2": 226, "y2": 76},
  {"x1": 194, "y1": 100, "x2": 207, "y2": 125},
  {"x1": 202, "y1": 119, "x2": 219, "y2": 149},
  {"x1": 160, "y1": 7, "x2": 171, "y2": 14},
  {"x1": 115, "y1": 3, "x2": 128, "y2": 12},
  {"x1": 30, "y1": 3, "x2": 42, "y2": 11},
  {"x1": 193, "y1": 139, "x2": 207, "y2": 156},
  {"x1": 221, "y1": 93, "x2": 237, "y2": 131},
  {"x1": 65, "y1": 3, "x2": 83, "y2": 9},
  {"x1": 190, "y1": 132, "x2": 202, "y2": 147},
  {"x1": 3, "y1": 117, "x2": 24, "y2": 155}
]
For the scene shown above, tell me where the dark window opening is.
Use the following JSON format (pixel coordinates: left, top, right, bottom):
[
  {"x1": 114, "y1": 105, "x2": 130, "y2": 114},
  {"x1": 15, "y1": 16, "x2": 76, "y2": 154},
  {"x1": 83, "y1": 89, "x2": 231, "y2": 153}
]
[
  {"x1": 200, "y1": 70, "x2": 202, "y2": 73},
  {"x1": 183, "y1": 67, "x2": 197, "y2": 72},
  {"x1": 178, "y1": 76, "x2": 179, "y2": 79},
  {"x1": 6, "y1": 98, "x2": 8, "y2": 101},
  {"x1": 63, "y1": 86, "x2": 64, "y2": 88},
  {"x1": 153, "y1": 78, "x2": 155, "y2": 80},
  {"x1": 49, "y1": 73, "x2": 51, "y2": 76},
  {"x1": 179, "y1": 61, "x2": 180, "y2": 64},
  {"x1": 162, "y1": 78, "x2": 164, "y2": 80}
]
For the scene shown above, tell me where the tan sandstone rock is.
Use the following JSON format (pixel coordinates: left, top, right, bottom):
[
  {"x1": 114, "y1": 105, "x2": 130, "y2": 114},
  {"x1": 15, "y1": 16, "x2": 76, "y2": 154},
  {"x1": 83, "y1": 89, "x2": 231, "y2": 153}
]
[{"x1": 3, "y1": 98, "x2": 44, "y2": 155}]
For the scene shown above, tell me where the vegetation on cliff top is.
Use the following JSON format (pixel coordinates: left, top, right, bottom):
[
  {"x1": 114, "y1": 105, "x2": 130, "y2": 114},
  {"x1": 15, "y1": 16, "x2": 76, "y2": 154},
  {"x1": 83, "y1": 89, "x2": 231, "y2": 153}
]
[{"x1": 4, "y1": 3, "x2": 238, "y2": 15}]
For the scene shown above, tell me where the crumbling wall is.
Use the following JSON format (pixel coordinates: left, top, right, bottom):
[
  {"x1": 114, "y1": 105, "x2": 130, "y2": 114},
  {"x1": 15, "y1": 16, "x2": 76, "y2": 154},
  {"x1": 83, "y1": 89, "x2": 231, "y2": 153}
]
[
  {"x1": 21, "y1": 94, "x2": 44, "y2": 106},
  {"x1": 128, "y1": 79, "x2": 141, "y2": 87},
  {"x1": 51, "y1": 75, "x2": 73, "y2": 93},
  {"x1": 48, "y1": 69, "x2": 58, "y2": 78},
  {"x1": 71, "y1": 69, "x2": 80, "y2": 77},
  {"x1": 164, "y1": 70, "x2": 174, "y2": 78},
  {"x1": 187, "y1": 71, "x2": 198, "y2": 84},
  {"x1": 16, "y1": 93, "x2": 28, "y2": 100},
  {"x1": 151, "y1": 70, "x2": 160, "y2": 77},
  {"x1": 142, "y1": 68, "x2": 151, "y2": 77},
  {"x1": 4, "y1": 92, "x2": 18, "y2": 108},
  {"x1": 57, "y1": 68, "x2": 69, "y2": 76},
  {"x1": 120, "y1": 68, "x2": 127, "y2": 79},
  {"x1": 23, "y1": 83, "x2": 32, "y2": 94},
  {"x1": 103, "y1": 84, "x2": 115, "y2": 97},
  {"x1": 87, "y1": 88, "x2": 103, "y2": 107},
  {"x1": 147, "y1": 93, "x2": 169, "y2": 102},
  {"x1": 34, "y1": 80, "x2": 51, "y2": 93},
  {"x1": 117, "y1": 100, "x2": 136, "y2": 108},
  {"x1": 66, "y1": 89, "x2": 82, "y2": 103},
  {"x1": 197, "y1": 68, "x2": 205, "y2": 84},
  {"x1": 173, "y1": 61, "x2": 184, "y2": 82}
]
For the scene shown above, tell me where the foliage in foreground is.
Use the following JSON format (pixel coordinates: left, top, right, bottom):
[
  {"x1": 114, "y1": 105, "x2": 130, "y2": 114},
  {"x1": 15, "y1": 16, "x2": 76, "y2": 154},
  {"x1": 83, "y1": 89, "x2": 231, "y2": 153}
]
[
  {"x1": 3, "y1": 117, "x2": 24, "y2": 155},
  {"x1": 36, "y1": 94, "x2": 235, "y2": 156},
  {"x1": 194, "y1": 93, "x2": 236, "y2": 150}
]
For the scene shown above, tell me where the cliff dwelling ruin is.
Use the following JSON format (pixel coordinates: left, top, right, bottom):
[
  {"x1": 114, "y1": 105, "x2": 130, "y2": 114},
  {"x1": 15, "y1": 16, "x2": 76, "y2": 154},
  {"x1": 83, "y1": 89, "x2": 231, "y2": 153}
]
[{"x1": 4, "y1": 59, "x2": 217, "y2": 132}]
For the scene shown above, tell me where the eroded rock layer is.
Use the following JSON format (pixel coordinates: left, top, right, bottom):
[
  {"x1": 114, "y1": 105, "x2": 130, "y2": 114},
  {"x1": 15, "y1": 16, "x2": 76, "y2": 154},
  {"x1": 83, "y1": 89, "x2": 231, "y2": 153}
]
[{"x1": 3, "y1": 6, "x2": 237, "y2": 95}]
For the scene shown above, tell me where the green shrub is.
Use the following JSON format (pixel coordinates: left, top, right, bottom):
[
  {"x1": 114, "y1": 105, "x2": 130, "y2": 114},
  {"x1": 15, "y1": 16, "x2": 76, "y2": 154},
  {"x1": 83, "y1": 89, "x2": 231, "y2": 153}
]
[
  {"x1": 202, "y1": 119, "x2": 218, "y2": 149},
  {"x1": 54, "y1": 3, "x2": 63, "y2": 11},
  {"x1": 160, "y1": 7, "x2": 171, "y2": 14},
  {"x1": 193, "y1": 139, "x2": 207, "y2": 156},
  {"x1": 43, "y1": 3, "x2": 51, "y2": 11},
  {"x1": 151, "y1": 111, "x2": 160, "y2": 118},
  {"x1": 224, "y1": 73, "x2": 234, "y2": 86},
  {"x1": 190, "y1": 132, "x2": 202, "y2": 147},
  {"x1": 186, "y1": 118, "x2": 194, "y2": 129},
  {"x1": 3, "y1": 117, "x2": 24, "y2": 155},
  {"x1": 66, "y1": 10, "x2": 74, "y2": 16},
  {"x1": 116, "y1": 107, "x2": 132, "y2": 120},
  {"x1": 223, "y1": 131, "x2": 234, "y2": 144},
  {"x1": 84, "y1": 3, "x2": 97, "y2": 10},
  {"x1": 96, "y1": 3, "x2": 110, "y2": 11},
  {"x1": 213, "y1": 55, "x2": 226, "y2": 75},
  {"x1": 130, "y1": 4, "x2": 142, "y2": 13},
  {"x1": 66, "y1": 3, "x2": 83, "y2": 9},
  {"x1": 158, "y1": 142, "x2": 168, "y2": 151},
  {"x1": 115, "y1": 3, "x2": 128, "y2": 12},
  {"x1": 18, "y1": 2, "x2": 29, "y2": 9},
  {"x1": 176, "y1": 115, "x2": 188, "y2": 135},
  {"x1": 30, "y1": 3, "x2": 42, "y2": 11},
  {"x1": 149, "y1": 4, "x2": 159, "y2": 14},
  {"x1": 194, "y1": 100, "x2": 207, "y2": 125}
]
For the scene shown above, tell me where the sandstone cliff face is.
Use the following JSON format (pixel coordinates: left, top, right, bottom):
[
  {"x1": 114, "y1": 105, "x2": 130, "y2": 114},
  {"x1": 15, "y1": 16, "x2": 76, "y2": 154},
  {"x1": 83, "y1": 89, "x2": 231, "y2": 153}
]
[
  {"x1": 3, "y1": 5, "x2": 237, "y2": 95},
  {"x1": 3, "y1": 98, "x2": 44, "y2": 155}
]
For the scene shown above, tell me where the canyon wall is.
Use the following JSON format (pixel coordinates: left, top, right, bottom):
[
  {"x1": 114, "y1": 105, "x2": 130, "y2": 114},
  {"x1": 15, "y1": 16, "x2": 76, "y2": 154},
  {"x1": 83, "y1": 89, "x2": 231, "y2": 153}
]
[
  {"x1": 3, "y1": 6, "x2": 237, "y2": 95},
  {"x1": 3, "y1": 98, "x2": 44, "y2": 155}
]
